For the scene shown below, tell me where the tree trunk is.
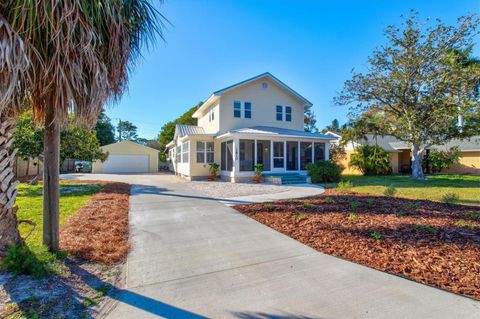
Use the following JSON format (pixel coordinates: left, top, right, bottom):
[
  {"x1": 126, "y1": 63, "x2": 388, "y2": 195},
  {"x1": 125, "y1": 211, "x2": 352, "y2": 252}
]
[
  {"x1": 0, "y1": 115, "x2": 21, "y2": 255},
  {"x1": 43, "y1": 104, "x2": 60, "y2": 251},
  {"x1": 410, "y1": 144, "x2": 426, "y2": 180}
]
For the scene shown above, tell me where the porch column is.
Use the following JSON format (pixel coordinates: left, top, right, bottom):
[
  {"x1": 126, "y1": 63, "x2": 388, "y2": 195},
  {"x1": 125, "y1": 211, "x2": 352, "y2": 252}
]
[
  {"x1": 254, "y1": 139, "x2": 258, "y2": 166},
  {"x1": 233, "y1": 137, "x2": 239, "y2": 175},
  {"x1": 297, "y1": 141, "x2": 301, "y2": 172},
  {"x1": 325, "y1": 142, "x2": 330, "y2": 161}
]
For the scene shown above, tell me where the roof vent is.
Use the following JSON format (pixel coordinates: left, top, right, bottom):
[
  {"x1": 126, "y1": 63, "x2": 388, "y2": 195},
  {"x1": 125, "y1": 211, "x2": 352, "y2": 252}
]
[{"x1": 261, "y1": 82, "x2": 268, "y2": 89}]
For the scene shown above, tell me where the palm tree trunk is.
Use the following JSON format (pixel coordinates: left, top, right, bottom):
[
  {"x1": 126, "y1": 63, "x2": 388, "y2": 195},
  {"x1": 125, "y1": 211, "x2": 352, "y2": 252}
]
[
  {"x1": 43, "y1": 104, "x2": 60, "y2": 251},
  {"x1": 0, "y1": 114, "x2": 21, "y2": 255},
  {"x1": 411, "y1": 144, "x2": 426, "y2": 180}
]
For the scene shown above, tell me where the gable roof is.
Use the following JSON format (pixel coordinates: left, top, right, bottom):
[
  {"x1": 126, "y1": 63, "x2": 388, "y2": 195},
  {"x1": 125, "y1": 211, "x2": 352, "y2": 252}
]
[
  {"x1": 192, "y1": 72, "x2": 313, "y2": 118},
  {"x1": 101, "y1": 140, "x2": 160, "y2": 153}
]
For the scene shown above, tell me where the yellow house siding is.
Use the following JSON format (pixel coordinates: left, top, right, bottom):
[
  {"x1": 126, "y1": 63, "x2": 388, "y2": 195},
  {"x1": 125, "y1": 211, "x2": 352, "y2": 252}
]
[
  {"x1": 218, "y1": 77, "x2": 304, "y2": 134},
  {"x1": 442, "y1": 151, "x2": 480, "y2": 175},
  {"x1": 92, "y1": 140, "x2": 159, "y2": 173},
  {"x1": 197, "y1": 104, "x2": 220, "y2": 134}
]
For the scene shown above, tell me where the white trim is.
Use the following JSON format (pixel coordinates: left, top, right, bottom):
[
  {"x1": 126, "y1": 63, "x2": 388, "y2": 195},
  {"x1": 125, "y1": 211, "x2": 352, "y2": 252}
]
[{"x1": 216, "y1": 132, "x2": 334, "y2": 140}]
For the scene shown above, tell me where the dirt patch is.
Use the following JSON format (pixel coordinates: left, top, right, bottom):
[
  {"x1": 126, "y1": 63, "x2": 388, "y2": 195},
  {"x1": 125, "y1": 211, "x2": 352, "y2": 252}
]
[
  {"x1": 60, "y1": 182, "x2": 131, "y2": 263},
  {"x1": 234, "y1": 190, "x2": 480, "y2": 300}
]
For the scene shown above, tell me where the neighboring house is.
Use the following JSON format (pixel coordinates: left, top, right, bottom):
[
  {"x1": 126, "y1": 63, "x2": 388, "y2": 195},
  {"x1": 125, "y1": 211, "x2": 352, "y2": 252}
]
[
  {"x1": 166, "y1": 72, "x2": 335, "y2": 182},
  {"x1": 330, "y1": 134, "x2": 480, "y2": 175},
  {"x1": 92, "y1": 140, "x2": 159, "y2": 174}
]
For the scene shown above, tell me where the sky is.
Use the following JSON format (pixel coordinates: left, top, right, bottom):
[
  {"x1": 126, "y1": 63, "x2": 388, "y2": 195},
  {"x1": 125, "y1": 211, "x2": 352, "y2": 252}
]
[{"x1": 105, "y1": 0, "x2": 480, "y2": 139}]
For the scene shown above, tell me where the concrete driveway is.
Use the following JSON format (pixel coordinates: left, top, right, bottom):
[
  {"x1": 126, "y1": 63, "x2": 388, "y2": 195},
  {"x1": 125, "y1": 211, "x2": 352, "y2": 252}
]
[{"x1": 63, "y1": 173, "x2": 479, "y2": 319}]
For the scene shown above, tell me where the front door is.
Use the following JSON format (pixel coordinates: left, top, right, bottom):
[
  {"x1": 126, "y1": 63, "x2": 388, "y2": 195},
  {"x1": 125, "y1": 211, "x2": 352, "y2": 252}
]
[{"x1": 272, "y1": 141, "x2": 285, "y2": 172}]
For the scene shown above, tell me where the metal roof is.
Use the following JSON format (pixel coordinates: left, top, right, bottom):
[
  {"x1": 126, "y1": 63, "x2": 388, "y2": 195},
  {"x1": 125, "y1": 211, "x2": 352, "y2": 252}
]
[
  {"x1": 222, "y1": 126, "x2": 336, "y2": 139},
  {"x1": 175, "y1": 124, "x2": 207, "y2": 138}
]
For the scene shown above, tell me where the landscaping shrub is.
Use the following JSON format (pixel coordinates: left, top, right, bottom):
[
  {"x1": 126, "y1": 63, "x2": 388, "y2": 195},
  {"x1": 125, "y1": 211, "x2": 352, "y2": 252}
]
[
  {"x1": 337, "y1": 179, "x2": 353, "y2": 190},
  {"x1": 2, "y1": 244, "x2": 59, "y2": 278},
  {"x1": 428, "y1": 147, "x2": 461, "y2": 173},
  {"x1": 383, "y1": 185, "x2": 397, "y2": 197},
  {"x1": 441, "y1": 192, "x2": 460, "y2": 205},
  {"x1": 306, "y1": 160, "x2": 343, "y2": 183},
  {"x1": 349, "y1": 145, "x2": 392, "y2": 175}
]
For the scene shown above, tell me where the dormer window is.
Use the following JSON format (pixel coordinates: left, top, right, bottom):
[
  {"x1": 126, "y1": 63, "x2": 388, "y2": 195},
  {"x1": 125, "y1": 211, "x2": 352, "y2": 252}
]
[
  {"x1": 276, "y1": 105, "x2": 292, "y2": 122},
  {"x1": 233, "y1": 101, "x2": 252, "y2": 119}
]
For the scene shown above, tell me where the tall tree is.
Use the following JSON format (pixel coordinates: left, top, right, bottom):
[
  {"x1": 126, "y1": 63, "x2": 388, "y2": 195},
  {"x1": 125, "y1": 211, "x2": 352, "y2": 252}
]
[
  {"x1": 158, "y1": 102, "x2": 202, "y2": 161},
  {"x1": 14, "y1": 112, "x2": 108, "y2": 169},
  {"x1": 95, "y1": 110, "x2": 115, "y2": 146},
  {"x1": 0, "y1": 0, "x2": 163, "y2": 253},
  {"x1": 117, "y1": 120, "x2": 138, "y2": 141},
  {"x1": 304, "y1": 109, "x2": 318, "y2": 132},
  {"x1": 335, "y1": 13, "x2": 480, "y2": 179},
  {"x1": 325, "y1": 119, "x2": 340, "y2": 133}
]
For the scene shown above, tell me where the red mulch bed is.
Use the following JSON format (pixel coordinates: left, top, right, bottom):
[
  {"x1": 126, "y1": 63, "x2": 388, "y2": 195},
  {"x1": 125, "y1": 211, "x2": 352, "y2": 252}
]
[
  {"x1": 234, "y1": 190, "x2": 480, "y2": 300},
  {"x1": 60, "y1": 182, "x2": 131, "y2": 264}
]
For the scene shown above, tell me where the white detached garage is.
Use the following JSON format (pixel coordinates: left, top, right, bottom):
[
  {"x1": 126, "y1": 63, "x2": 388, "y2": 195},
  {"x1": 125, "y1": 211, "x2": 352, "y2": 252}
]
[{"x1": 92, "y1": 140, "x2": 159, "y2": 174}]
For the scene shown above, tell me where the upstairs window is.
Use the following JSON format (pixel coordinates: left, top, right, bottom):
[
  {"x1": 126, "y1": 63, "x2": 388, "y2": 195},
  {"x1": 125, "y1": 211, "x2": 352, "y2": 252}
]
[
  {"x1": 285, "y1": 106, "x2": 292, "y2": 122},
  {"x1": 276, "y1": 105, "x2": 283, "y2": 121},
  {"x1": 233, "y1": 101, "x2": 241, "y2": 118},
  {"x1": 233, "y1": 101, "x2": 252, "y2": 119},
  {"x1": 244, "y1": 102, "x2": 252, "y2": 119},
  {"x1": 208, "y1": 108, "x2": 215, "y2": 122},
  {"x1": 276, "y1": 105, "x2": 292, "y2": 122}
]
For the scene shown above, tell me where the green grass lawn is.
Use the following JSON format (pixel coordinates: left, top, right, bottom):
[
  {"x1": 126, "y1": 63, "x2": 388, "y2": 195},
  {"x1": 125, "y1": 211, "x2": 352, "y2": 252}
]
[
  {"x1": 335, "y1": 174, "x2": 480, "y2": 205},
  {"x1": 16, "y1": 183, "x2": 102, "y2": 246}
]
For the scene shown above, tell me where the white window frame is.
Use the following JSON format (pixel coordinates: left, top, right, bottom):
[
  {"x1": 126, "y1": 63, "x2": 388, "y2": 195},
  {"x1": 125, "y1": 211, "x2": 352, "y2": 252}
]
[
  {"x1": 208, "y1": 107, "x2": 215, "y2": 122},
  {"x1": 196, "y1": 141, "x2": 215, "y2": 164},
  {"x1": 276, "y1": 105, "x2": 292, "y2": 122},
  {"x1": 233, "y1": 101, "x2": 252, "y2": 119},
  {"x1": 285, "y1": 106, "x2": 292, "y2": 122},
  {"x1": 181, "y1": 141, "x2": 189, "y2": 163}
]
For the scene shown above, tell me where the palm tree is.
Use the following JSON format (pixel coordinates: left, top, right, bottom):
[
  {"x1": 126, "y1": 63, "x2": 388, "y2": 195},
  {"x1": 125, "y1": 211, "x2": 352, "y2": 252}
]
[{"x1": 0, "y1": 0, "x2": 164, "y2": 253}]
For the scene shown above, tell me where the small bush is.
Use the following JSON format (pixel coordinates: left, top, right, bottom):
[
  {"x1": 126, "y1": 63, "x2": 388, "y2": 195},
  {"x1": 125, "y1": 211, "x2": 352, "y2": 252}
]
[
  {"x1": 406, "y1": 202, "x2": 420, "y2": 209},
  {"x1": 306, "y1": 160, "x2": 343, "y2": 183},
  {"x1": 441, "y1": 192, "x2": 459, "y2": 205},
  {"x1": 466, "y1": 213, "x2": 480, "y2": 220},
  {"x1": 428, "y1": 147, "x2": 461, "y2": 173},
  {"x1": 303, "y1": 202, "x2": 316, "y2": 208},
  {"x1": 2, "y1": 244, "x2": 59, "y2": 278},
  {"x1": 348, "y1": 213, "x2": 359, "y2": 221},
  {"x1": 383, "y1": 185, "x2": 397, "y2": 197},
  {"x1": 366, "y1": 198, "x2": 376, "y2": 204},
  {"x1": 456, "y1": 219, "x2": 477, "y2": 229},
  {"x1": 264, "y1": 204, "x2": 273, "y2": 210},
  {"x1": 323, "y1": 196, "x2": 335, "y2": 203},
  {"x1": 337, "y1": 180, "x2": 353, "y2": 190},
  {"x1": 414, "y1": 224, "x2": 438, "y2": 233},
  {"x1": 370, "y1": 232, "x2": 383, "y2": 240},
  {"x1": 292, "y1": 213, "x2": 305, "y2": 219},
  {"x1": 350, "y1": 202, "x2": 361, "y2": 209},
  {"x1": 395, "y1": 210, "x2": 408, "y2": 217},
  {"x1": 349, "y1": 145, "x2": 392, "y2": 175}
]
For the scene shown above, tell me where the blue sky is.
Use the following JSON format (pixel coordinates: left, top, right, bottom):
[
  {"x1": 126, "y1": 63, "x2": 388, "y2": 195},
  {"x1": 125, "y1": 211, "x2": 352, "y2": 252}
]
[{"x1": 105, "y1": 0, "x2": 480, "y2": 139}]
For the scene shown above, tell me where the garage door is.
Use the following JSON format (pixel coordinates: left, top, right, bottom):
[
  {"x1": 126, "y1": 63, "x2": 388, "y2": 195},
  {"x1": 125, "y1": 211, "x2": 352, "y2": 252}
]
[{"x1": 102, "y1": 155, "x2": 149, "y2": 173}]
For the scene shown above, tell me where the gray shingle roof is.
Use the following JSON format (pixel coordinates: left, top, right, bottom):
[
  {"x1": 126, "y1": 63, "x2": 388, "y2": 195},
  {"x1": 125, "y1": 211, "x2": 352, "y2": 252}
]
[
  {"x1": 357, "y1": 135, "x2": 480, "y2": 152},
  {"x1": 227, "y1": 126, "x2": 336, "y2": 139}
]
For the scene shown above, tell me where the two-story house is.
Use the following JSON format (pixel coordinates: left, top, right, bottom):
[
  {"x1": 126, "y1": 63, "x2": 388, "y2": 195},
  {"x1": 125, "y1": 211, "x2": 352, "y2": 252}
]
[{"x1": 166, "y1": 72, "x2": 335, "y2": 182}]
